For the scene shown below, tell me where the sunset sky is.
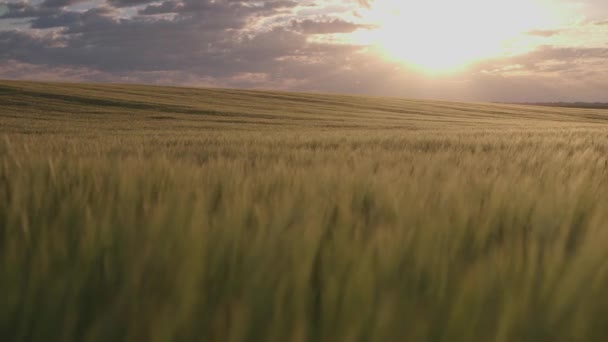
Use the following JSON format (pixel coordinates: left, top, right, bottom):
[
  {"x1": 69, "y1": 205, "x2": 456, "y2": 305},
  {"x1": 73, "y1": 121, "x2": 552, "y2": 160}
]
[{"x1": 1, "y1": 0, "x2": 607, "y2": 102}]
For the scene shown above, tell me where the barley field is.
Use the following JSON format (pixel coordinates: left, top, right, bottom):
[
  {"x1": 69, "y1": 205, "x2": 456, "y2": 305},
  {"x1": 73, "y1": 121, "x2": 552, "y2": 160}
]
[{"x1": 2, "y1": 80, "x2": 608, "y2": 341}]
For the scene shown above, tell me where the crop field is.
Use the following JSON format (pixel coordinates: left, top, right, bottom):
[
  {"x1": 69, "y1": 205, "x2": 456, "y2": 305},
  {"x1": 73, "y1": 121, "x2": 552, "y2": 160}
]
[{"x1": 3, "y1": 80, "x2": 608, "y2": 341}]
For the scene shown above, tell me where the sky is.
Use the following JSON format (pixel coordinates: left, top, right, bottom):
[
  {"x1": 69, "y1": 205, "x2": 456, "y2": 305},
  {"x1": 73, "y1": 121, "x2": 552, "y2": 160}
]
[{"x1": 0, "y1": 0, "x2": 607, "y2": 102}]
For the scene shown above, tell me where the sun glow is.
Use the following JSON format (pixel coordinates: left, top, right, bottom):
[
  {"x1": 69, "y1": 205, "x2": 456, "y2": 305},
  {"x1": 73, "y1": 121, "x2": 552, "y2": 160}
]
[{"x1": 353, "y1": 0, "x2": 564, "y2": 72}]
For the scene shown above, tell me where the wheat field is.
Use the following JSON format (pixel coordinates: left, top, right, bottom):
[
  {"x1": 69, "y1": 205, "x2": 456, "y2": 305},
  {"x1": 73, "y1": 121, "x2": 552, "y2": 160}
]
[{"x1": 2, "y1": 80, "x2": 608, "y2": 341}]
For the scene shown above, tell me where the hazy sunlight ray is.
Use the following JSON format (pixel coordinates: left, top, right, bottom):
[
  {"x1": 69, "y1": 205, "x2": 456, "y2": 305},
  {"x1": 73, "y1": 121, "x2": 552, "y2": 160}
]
[{"x1": 352, "y1": 0, "x2": 566, "y2": 72}]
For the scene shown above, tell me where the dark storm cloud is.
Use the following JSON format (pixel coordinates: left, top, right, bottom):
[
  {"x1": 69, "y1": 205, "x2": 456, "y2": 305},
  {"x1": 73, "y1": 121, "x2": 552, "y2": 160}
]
[
  {"x1": 0, "y1": 0, "x2": 362, "y2": 80},
  {"x1": 107, "y1": 0, "x2": 156, "y2": 8},
  {"x1": 0, "y1": 0, "x2": 89, "y2": 19},
  {"x1": 0, "y1": 2, "x2": 53, "y2": 19},
  {"x1": 41, "y1": 0, "x2": 91, "y2": 8}
]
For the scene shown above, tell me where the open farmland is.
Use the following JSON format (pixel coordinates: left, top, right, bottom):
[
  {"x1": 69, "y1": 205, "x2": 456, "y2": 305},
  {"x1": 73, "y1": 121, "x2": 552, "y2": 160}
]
[{"x1": 2, "y1": 80, "x2": 608, "y2": 341}]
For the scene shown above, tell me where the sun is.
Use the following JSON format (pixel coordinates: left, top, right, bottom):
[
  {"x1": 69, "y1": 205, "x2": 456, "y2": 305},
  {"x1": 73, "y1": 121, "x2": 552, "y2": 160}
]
[{"x1": 353, "y1": 0, "x2": 562, "y2": 73}]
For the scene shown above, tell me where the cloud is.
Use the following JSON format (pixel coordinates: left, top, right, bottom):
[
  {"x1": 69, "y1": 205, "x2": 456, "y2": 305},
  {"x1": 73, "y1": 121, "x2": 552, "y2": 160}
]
[
  {"x1": 41, "y1": 0, "x2": 91, "y2": 8},
  {"x1": 0, "y1": 2, "x2": 54, "y2": 19},
  {"x1": 291, "y1": 18, "x2": 374, "y2": 34},
  {"x1": 477, "y1": 46, "x2": 608, "y2": 76},
  {"x1": 357, "y1": 0, "x2": 371, "y2": 9},
  {"x1": 107, "y1": 0, "x2": 157, "y2": 8},
  {"x1": 0, "y1": 0, "x2": 364, "y2": 78},
  {"x1": 525, "y1": 29, "x2": 562, "y2": 37},
  {"x1": 468, "y1": 45, "x2": 608, "y2": 101}
]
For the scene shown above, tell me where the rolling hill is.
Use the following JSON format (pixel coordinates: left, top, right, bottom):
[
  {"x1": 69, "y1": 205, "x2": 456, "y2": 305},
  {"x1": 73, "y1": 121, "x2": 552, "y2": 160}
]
[{"x1": 2, "y1": 80, "x2": 608, "y2": 134}]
